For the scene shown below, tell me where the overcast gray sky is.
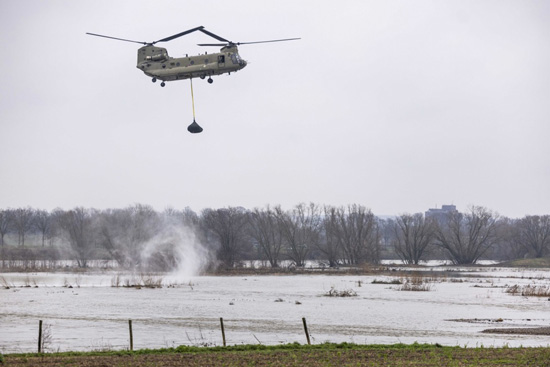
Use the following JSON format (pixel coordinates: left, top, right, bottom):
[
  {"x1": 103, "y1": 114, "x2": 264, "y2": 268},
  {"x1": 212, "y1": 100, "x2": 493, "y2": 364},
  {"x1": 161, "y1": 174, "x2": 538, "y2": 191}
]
[{"x1": 1, "y1": 0, "x2": 548, "y2": 218}]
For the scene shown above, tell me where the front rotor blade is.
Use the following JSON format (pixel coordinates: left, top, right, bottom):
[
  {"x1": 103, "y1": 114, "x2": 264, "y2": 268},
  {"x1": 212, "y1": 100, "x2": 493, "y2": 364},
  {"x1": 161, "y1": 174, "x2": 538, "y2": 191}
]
[
  {"x1": 199, "y1": 29, "x2": 230, "y2": 43},
  {"x1": 86, "y1": 32, "x2": 146, "y2": 45},
  {"x1": 197, "y1": 43, "x2": 229, "y2": 47},
  {"x1": 238, "y1": 38, "x2": 301, "y2": 45},
  {"x1": 154, "y1": 26, "x2": 205, "y2": 44}
]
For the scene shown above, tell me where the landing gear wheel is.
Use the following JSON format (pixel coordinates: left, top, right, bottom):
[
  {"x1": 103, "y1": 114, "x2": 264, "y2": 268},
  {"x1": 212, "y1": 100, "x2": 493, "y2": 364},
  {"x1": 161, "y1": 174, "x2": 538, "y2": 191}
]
[
  {"x1": 152, "y1": 77, "x2": 157, "y2": 83},
  {"x1": 161, "y1": 82, "x2": 166, "y2": 87},
  {"x1": 200, "y1": 75, "x2": 206, "y2": 80},
  {"x1": 207, "y1": 77, "x2": 213, "y2": 84}
]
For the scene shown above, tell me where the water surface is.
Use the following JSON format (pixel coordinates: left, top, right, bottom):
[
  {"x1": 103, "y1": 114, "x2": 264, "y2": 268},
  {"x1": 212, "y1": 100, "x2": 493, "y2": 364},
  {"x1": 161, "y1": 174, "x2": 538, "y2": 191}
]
[{"x1": 1, "y1": 267, "x2": 549, "y2": 353}]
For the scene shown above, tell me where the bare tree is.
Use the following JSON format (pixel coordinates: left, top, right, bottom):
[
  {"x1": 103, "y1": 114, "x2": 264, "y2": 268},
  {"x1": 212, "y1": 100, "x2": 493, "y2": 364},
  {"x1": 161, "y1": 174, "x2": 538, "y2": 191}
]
[
  {"x1": 318, "y1": 205, "x2": 342, "y2": 267},
  {"x1": 13, "y1": 207, "x2": 33, "y2": 246},
  {"x1": 0, "y1": 209, "x2": 13, "y2": 268},
  {"x1": 489, "y1": 217, "x2": 526, "y2": 260},
  {"x1": 201, "y1": 207, "x2": 249, "y2": 268},
  {"x1": 100, "y1": 208, "x2": 130, "y2": 267},
  {"x1": 276, "y1": 203, "x2": 321, "y2": 267},
  {"x1": 334, "y1": 204, "x2": 380, "y2": 265},
  {"x1": 57, "y1": 207, "x2": 99, "y2": 268},
  {"x1": 33, "y1": 209, "x2": 52, "y2": 247},
  {"x1": 378, "y1": 218, "x2": 395, "y2": 259},
  {"x1": 0, "y1": 209, "x2": 13, "y2": 247},
  {"x1": 434, "y1": 206, "x2": 499, "y2": 265},
  {"x1": 248, "y1": 206, "x2": 283, "y2": 268},
  {"x1": 48, "y1": 208, "x2": 66, "y2": 248},
  {"x1": 516, "y1": 215, "x2": 550, "y2": 258},
  {"x1": 180, "y1": 207, "x2": 201, "y2": 228},
  {"x1": 100, "y1": 204, "x2": 159, "y2": 269},
  {"x1": 391, "y1": 213, "x2": 436, "y2": 265}
]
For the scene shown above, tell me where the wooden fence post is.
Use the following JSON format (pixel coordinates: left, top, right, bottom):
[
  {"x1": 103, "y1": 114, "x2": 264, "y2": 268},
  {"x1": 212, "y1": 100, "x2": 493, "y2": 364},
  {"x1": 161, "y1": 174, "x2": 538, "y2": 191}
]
[
  {"x1": 128, "y1": 319, "x2": 133, "y2": 351},
  {"x1": 220, "y1": 317, "x2": 226, "y2": 347},
  {"x1": 302, "y1": 317, "x2": 311, "y2": 345},
  {"x1": 38, "y1": 320, "x2": 43, "y2": 353}
]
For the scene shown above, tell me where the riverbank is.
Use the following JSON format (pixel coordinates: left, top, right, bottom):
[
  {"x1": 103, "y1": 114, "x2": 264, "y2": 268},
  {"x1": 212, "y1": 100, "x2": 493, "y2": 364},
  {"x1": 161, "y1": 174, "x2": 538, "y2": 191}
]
[{"x1": 3, "y1": 257, "x2": 549, "y2": 275}]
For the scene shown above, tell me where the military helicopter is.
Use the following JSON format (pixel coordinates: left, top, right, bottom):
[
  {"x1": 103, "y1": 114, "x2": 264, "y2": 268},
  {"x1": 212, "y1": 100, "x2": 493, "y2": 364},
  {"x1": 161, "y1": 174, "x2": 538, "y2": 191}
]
[
  {"x1": 86, "y1": 26, "x2": 299, "y2": 133},
  {"x1": 86, "y1": 26, "x2": 299, "y2": 86}
]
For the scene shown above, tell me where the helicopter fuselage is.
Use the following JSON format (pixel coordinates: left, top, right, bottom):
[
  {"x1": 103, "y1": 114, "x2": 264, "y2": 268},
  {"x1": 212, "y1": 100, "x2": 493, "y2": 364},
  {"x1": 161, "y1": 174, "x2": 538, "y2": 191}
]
[{"x1": 136, "y1": 44, "x2": 246, "y2": 83}]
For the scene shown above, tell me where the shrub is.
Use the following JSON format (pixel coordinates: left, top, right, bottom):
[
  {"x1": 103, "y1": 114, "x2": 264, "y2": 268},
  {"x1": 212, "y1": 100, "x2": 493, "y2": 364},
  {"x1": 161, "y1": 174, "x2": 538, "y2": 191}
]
[
  {"x1": 324, "y1": 287, "x2": 357, "y2": 297},
  {"x1": 398, "y1": 276, "x2": 433, "y2": 292},
  {"x1": 506, "y1": 284, "x2": 550, "y2": 297}
]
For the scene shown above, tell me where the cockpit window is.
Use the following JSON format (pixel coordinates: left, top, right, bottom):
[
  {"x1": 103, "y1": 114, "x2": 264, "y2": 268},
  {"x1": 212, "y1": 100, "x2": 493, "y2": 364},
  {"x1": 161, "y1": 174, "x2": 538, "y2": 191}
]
[{"x1": 230, "y1": 53, "x2": 241, "y2": 64}]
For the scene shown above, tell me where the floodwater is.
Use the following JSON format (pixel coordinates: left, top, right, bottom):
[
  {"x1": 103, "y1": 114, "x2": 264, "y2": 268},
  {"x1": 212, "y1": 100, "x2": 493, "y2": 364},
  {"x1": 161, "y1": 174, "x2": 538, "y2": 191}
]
[{"x1": 1, "y1": 266, "x2": 549, "y2": 353}]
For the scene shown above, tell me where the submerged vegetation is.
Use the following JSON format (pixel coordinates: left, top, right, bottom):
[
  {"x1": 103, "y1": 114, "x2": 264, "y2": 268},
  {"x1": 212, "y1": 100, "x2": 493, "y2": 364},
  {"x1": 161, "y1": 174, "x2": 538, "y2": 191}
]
[
  {"x1": 324, "y1": 286, "x2": 357, "y2": 297},
  {"x1": 398, "y1": 276, "x2": 434, "y2": 292},
  {"x1": 505, "y1": 284, "x2": 550, "y2": 297},
  {"x1": 3, "y1": 343, "x2": 550, "y2": 367},
  {"x1": 110, "y1": 272, "x2": 164, "y2": 289}
]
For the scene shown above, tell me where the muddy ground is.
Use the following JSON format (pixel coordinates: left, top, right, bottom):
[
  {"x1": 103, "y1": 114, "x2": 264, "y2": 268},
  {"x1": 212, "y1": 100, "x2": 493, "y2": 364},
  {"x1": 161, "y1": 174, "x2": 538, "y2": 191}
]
[{"x1": 4, "y1": 346, "x2": 550, "y2": 367}]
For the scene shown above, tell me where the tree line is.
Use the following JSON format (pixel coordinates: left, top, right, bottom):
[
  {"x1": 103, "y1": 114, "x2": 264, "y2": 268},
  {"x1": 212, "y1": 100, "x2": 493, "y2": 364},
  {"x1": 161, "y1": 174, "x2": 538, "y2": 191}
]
[{"x1": 0, "y1": 204, "x2": 549, "y2": 271}]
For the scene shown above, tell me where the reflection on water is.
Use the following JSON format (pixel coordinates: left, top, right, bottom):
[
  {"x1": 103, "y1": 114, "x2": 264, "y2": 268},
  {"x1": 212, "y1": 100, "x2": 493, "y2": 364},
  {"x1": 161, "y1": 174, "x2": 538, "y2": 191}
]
[{"x1": 1, "y1": 267, "x2": 549, "y2": 353}]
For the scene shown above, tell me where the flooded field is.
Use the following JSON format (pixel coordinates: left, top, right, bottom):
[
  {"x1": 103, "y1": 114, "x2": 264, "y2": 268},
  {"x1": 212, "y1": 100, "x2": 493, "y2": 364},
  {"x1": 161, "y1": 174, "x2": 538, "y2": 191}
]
[{"x1": 1, "y1": 266, "x2": 549, "y2": 353}]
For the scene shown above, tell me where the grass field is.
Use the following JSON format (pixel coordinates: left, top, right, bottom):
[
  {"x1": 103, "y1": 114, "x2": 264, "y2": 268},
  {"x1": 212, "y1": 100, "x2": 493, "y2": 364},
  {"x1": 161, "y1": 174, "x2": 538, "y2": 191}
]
[
  {"x1": 497, "y1": 257, "x2": 550, "y2": 268},
  {"x1": 3, "y1": 343, "x2": 550, "y2": 367}
]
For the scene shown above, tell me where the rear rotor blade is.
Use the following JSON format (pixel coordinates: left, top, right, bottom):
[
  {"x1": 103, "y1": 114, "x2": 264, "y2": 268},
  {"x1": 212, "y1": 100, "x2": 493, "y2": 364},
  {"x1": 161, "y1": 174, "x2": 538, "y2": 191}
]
[
  {"x1": 154, "y1": 26, "x2": 205, "y2": 44},
  {"x1": 86, "y1": 32, "x2": 146, "y2": 45}
]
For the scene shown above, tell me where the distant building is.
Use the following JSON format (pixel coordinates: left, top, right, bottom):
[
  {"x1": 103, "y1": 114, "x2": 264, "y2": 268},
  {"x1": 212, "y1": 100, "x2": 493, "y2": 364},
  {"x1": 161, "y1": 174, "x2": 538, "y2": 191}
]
[{"x1": 425, "y1": 205, "x2": 458, "y2": 222}]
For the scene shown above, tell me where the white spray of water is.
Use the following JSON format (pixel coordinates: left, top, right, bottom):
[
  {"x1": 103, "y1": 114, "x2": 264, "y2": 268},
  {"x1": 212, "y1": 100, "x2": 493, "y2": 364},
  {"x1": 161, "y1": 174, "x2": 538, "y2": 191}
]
[{"x1": 139, "y1": 223, "x2": 209, "y2": 282}]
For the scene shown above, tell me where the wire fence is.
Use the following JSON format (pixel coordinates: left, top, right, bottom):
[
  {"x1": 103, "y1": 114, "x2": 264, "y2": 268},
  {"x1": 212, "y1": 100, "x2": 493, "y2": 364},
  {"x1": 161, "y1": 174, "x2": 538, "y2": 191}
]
[{"x1": 27, "y1": 317, "x2": 313, "y2": 354}]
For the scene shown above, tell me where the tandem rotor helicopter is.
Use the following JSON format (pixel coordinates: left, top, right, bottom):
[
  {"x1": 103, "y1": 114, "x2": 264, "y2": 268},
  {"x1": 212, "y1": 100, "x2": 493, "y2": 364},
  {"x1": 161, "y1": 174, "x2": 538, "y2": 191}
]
[{"x1": 86, "y1": 26, "x2": 300, "y2": 133}]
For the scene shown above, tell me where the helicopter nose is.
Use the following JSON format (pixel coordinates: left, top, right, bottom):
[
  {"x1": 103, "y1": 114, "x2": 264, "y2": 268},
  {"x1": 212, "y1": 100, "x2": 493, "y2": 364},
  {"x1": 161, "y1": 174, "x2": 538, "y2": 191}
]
[{"x1": 240, "y1": 60, "x2": 247, "y2": 68}]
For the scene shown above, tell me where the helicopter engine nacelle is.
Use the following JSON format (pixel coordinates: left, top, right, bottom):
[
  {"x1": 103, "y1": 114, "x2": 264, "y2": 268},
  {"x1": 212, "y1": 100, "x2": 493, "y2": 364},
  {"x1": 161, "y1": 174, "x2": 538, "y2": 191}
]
[
  {"x1": 146, "y1": 53, "x2": 168, "y2": 62},
  {"x1": 137, "y1": 45, "x2": 169, "y2": 64}
]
